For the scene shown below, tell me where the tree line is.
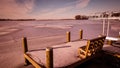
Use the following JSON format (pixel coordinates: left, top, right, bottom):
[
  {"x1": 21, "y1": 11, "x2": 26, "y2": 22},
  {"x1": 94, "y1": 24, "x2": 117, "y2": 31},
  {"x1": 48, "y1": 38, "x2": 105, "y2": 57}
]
[
  {"x1": 75, "y1": 15, "x2": 89, "y2": 20},
  {"x1": 75, "y1": 12, "x2": 120, "y2": 20}
]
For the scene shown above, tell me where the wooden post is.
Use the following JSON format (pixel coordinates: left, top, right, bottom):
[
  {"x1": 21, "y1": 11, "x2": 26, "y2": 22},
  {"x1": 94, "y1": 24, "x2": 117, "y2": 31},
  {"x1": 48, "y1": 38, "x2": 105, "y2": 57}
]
[
  {"x1": 46, "y1": 47, "x2": 53, "y2": 68},
  {"x1": 22, "y1": 37, "x2": 30, "y2": 65},
  {"x1": 66, "y1": 31, "x2": 71, "y2": 42},
  {"x1": 80, "y1": 29, "x2": 83, "y2": 40},
  {"x1": 98, "y1": 34, "x2": 104, "y2": 37},
  {"x1": 119, "y1": 32, "x2": 120, "y2": 38},
  {"x1": 107, "y1": 40, "x2": 112, "y2": 45}
]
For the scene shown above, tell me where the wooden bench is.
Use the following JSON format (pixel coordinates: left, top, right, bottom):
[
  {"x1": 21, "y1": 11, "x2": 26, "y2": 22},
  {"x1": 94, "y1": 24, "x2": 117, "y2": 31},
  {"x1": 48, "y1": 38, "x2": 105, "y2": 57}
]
[
  {"x1": 22, "y1": 36, "x2": 106, "y2": 68},
  {"x1": 78, "y1": 36, "x2": 106, "y2": 59}
]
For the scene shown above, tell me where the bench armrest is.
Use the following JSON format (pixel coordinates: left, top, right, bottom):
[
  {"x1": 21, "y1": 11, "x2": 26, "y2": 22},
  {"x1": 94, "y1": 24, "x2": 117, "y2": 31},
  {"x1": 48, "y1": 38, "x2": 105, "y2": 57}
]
[{"x1": 78, "y1": 46, "x2": 87, "y2": 59}]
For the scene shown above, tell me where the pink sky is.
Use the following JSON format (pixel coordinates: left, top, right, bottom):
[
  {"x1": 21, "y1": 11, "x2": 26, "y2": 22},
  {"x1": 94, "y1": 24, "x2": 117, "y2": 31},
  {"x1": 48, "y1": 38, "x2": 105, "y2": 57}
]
[{"x1": 0, "y1": 0, "x2": 119, "y2": 19}]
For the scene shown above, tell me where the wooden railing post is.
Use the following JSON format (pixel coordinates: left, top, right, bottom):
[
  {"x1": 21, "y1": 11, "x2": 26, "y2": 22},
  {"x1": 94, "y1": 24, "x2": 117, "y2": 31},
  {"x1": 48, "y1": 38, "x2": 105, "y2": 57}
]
[
  {"x1": 80, "y1": 29, "x2": 83, "y2": 40},
  {"x1": 66, "y1": 31, "x2": 71, "y2": 42},
  {"x1": 46, "y1": 47, "x2": 53, "y2": 68},
  {"x1": 22, "y1": 37, "x2": 30, "y2": 65}
]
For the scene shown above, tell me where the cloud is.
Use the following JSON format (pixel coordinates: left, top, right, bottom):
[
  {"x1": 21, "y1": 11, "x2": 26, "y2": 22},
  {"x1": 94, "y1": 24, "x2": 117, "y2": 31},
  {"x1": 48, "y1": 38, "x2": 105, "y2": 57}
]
[
  {"x1": 34, "y1": 5, "x2": 74, "y2": 19},
  {"x1": 0, "y1": 0, "x2": 35, "y2": 19},
  {"x1": 0, "y1": 0, "x2": 90, "y2": 19},
  {"x1": 76, "y1": 0, "x2": 90, "y2": 9},
  {"x1": 42, "y1": 6, "x2": 73, "y2": 15},
  {"x1": 36, "y1": 0, "x2": 90, "y2": 19},
  {"x1": 40, "y1": 0, "x2": 90, "y2": 14},
  {"x1": 16, "y1": 0, "x2": 35, "y2": 11}
]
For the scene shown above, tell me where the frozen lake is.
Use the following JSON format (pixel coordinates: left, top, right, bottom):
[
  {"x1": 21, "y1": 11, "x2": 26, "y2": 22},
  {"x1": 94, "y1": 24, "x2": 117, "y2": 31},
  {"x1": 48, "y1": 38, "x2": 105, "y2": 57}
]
[
  {"x1": 0, "y1": 19, "x2": 120, "y2": 68},
  {"x1": 0, "y1": 20, "x2": 120, "y2": 43}
]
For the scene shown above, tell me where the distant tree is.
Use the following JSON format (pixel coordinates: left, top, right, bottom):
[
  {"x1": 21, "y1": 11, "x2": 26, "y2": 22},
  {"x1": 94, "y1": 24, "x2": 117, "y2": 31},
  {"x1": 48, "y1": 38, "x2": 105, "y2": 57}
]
[
  {"x1": 100, "y1": 12, "x2": 109, "y2": 18},
  {"x1": 75, "y1": 15, "x2": 81, "y2": 20},
  {"x1": 92, "y1": 16, "x2": 99, "y2": 18},
  {"x1": 111, "y1": 12, "x2": 120, "y2": 17},
  {"x1": 103, "y1": 13, "x2": 109, "y2": 17},
  {"x1": 75, "y1": 15, "x2": 88, "y2": 20}
]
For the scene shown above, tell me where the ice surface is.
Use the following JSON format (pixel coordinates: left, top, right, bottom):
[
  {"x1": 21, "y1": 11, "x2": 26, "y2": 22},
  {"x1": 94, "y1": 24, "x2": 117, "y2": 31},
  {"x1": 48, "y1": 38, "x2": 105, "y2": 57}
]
[{"x1": 0, "y1": 20, "x2": 119, "y2": 68}]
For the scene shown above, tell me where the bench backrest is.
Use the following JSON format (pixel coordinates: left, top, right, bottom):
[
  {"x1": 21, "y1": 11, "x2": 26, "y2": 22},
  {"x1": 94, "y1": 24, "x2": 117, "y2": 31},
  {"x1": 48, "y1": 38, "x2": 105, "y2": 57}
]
[{"x1": 85, "y1": 36, "x2": 106, "y2": 57}]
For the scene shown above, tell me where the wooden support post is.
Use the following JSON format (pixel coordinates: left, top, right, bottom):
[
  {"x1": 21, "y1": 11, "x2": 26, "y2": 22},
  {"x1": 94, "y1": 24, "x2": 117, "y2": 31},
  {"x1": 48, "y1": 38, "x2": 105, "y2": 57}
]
[
  {"x1": 119, "y1": 32, "x2": 120, "y2": 38},
  {"x1": 107, "y1": 40, "x2": 112, "y2": 45},
  {"x1": 22, "y1": 37, "x2": 30, "y2": 65},
  {"x1": 80, "y1": 29, "x2": 83, "y2": 40},
  {"x1": 46, "y1": 47, "x2": 53, "y2": 68},
  {"x1": 66, "y1": 31, "x2": 71, "y2": 42}
]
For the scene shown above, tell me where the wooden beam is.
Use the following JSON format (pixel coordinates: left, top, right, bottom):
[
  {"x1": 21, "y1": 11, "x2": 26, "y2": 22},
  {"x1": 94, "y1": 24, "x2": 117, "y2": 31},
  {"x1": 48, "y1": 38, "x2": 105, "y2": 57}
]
[{"x1": 24, "y1": 54, "x2": 42, "y2": 68}]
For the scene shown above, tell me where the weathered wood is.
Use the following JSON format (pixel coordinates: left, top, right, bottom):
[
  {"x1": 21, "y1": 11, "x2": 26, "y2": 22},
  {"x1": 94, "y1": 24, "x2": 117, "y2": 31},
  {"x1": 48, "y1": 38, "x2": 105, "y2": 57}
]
[
  {"x1": 78, "y1": 36, "x2": 106, "y2": 59},
  {"x1": 79, "y1": 29, "x2": 83, "y2": 40},
  {"x1": 118, "y1": 32, "x2": 120, "y2": 47},
  {"x1": 107, "y1": 40, "x2": 112, "y2": 45},
  {"x1": 24, "y1": 54, "x2": 42, "y2": 68},
  {"x1": 66, "y1": 31, "x2": 71, "y2": 42},
  {"x1": 22, "y1": 37, "x2": 30, "y2": 65},
  {"x1": 46, "y1": 47, "x2": 53, "y2": 68},
  {"x1": 22, "y1": 37, "x2": 28, "y2": 53}
]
